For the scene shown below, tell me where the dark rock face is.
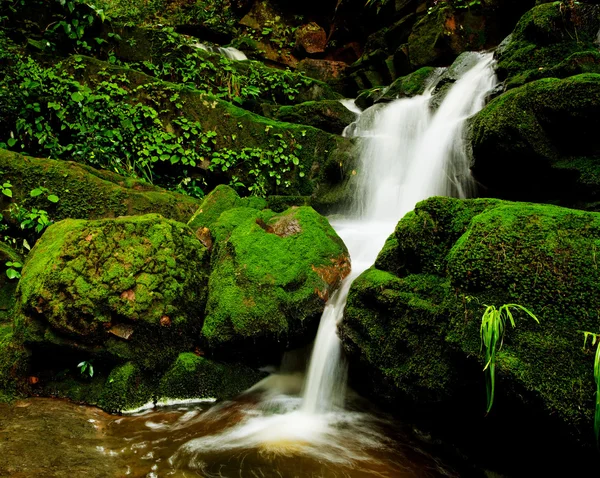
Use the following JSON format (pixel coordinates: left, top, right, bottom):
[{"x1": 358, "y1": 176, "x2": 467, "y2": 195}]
[
  {"x1": 295, "y1": 22, "x2": 328, "y2": 54},
  {"x1": 340, "y1": 196, "x2": 600, "y2": 473},
  {"x1": 273, "y1": 100, "x2": 357, "y2": 135},
  {"x1": 469, "y1": 74, "x2": 600, "y2": 209}
]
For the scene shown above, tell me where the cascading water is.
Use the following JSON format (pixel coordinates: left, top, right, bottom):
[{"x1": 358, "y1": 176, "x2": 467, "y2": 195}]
[
  {"x1": 192, "y1": 42, "x2": 248, "y2": 61},
  {"x1": 301, "y1": 52, "x2": 497, "y2": 414},
  {"x1": 167, "y1": 52, "x2": 497, "y2": 474}
]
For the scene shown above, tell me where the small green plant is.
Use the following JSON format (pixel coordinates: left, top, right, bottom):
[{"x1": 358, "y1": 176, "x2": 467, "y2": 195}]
[
  {"x1": 582, "y1": 331, "x2": 600, "y2": 444},
  {"x1": 77, "y1": 360, "x2": 94, "y2": 378},
  {"x1": 1, "y1": 181, "x2": 12, "y2": 198},
  {"x1": 5, "y1": 261, "x2": 22, "y2": 280},
  {"x1": 480, "y1": 303, "x2": 540, "y2": 413}
]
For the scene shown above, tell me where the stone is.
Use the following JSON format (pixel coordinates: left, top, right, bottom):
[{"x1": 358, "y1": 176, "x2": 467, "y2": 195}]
[
  {"x1": 202, "y1": 205, "x2": 350, "y2": 360},
  {"x1": 16, "y1": 214, "x2": 210, "y2": 371},
  {"x1": 295, "y1": 22, "x2": 328, "y2": 55}
]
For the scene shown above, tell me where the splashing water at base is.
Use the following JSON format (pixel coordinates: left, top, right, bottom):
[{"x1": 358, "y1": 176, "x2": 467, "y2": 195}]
[{"x1": 161, "y1": 52, "x2": 497, "y2": 475}]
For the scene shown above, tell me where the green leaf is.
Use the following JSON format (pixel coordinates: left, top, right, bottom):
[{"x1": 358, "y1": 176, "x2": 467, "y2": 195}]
[
  {"x1": 47, "y1": 195, "x2": 59, "y2": 203},
  {"x1": 71, "y1": 91, "x2": 85, "y2": 102},
  {"x1": 2, "y1": 189, "x2": 12, "y2": 198},
  {"x1": 7, "y1": 138, "x2": 17, "y2": 147},
  {"x1": 30, "y1": 188, "x2": 44, "y2": 197},
  {"x1": 6, "y1": 269, "x2": 20, "y2": 280}
]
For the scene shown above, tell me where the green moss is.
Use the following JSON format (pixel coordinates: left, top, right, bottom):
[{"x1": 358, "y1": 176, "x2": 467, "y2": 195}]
[
  {"x1": 98, "y1": 362, "x2": 155, "y2": 413},
  {"x1": 375, "y1": 197, "x2": 502, "y2": 277},
  {"x1": 497, "y1": 3, "x2": 600, "y2": 89},
  {"x1": 202, "y1": 206, "x2": 349, "y2": 358},
  {"x1": 158, "y1": 352, "x2": 264, "y2": 400},
  {"x1": 187, "y1": 184, "x2": 266, "y2": 231},
  {"x1": 386, "y1": 67, "x2": 438, "y2": 98},
  {"x1": 0, "y1": 325, "x2": 28, "y2": 403},
  {"x1": 470, "y1": 74, "x2": 600, "y2": 207},
  {"x1": 0, "y1": 149, "x2": 200, "y2": 223},
  {"x1": 16, "y1": 214, "x2": 209, "y2": 370},
  {"x1": 342, "y1": 268, "x2": 458, "y2": 403},
  {"x1": 342, "y1": 197, "x2": 600, "y2": 441},
  {"x1": 0, "y1": 243, "x2": 21, "y2": 322}
]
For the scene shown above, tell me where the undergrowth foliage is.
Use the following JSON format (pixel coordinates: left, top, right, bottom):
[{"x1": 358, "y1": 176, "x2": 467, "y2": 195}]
[
  {"x1": 0, "y1": 32, "x2": 305, "y2": 198},
  {"x1": 122, "y1": 27, "x2": 314, "y2": 106},
  {"x1": 582, "y1": 331, "x2": 600, "y2": 444},
  {"x1": 480, "y1": 303, "x2": 540, "y2": 414}
]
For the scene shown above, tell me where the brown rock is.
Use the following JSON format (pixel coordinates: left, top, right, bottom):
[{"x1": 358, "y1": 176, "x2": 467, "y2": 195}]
[
  {"x1": 295, "y1": 22, "x2": 327, "y2": 55},
  {"x1": 297, "y1": 58, "x2": 349, "y2": 82}
]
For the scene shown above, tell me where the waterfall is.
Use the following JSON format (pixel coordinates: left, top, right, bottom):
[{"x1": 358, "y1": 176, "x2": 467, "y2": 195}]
[
  {"x1": 192, "y1": 43, "x2": 248, "y2": 61},
  {"x1": 172, "y1": 52, "x2": 497, "y2": 469},
  {"x1": 300, "y1": 52, "x2": 497, "y2": 413}
]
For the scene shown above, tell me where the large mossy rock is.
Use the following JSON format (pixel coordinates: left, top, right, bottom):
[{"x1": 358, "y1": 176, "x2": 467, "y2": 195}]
[
  {"x1": 0, "y1": 149, "x2": 200, "y2": 223},
  {"x1": 496, "y1": 2, "x2": 600, "y2": 90},
  {"x1": 469, "y1": 74, "x2": 600, "y2": 209},
  {"x1": 341, "y1": 197, "x2": 600, "y2": 467},
  {"x1": 203, "y1": 204, "x2": 350, "y2": 360},
  {"x1": 16, "y1": 214, "x2": 209, "y2": 371},
  {"x1": 272, "y1": 100, "x2": 357, "y2": 135},
  {"x1": 157, "y1": 352, "x2": 264, "y2": 402}
]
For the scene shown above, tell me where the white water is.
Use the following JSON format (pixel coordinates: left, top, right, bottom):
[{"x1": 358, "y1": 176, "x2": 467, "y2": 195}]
[
  {"x1": 172, "y1": 52, "x2": 496, "y2": 466},
  {"x1": 192, "y1": 42, "x2": 248, "y2": 61},
  {"x1": 301, "y1": 52, "x2": 497, "y2": 414}
]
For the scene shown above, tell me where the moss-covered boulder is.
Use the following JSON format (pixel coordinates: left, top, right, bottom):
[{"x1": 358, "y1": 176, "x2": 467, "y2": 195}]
[
  {"x1": 203, "y1": 205, "x2": 350, "y2": 360},
  {"x1": 187, "y1": 184, "x2": 267, "y2": 232},
  {"x1": 272, "y1": 100, "x2": 357, "y2": 135},
  {"x1": 16, "y1": 214, "x2": 209, "y2": 371},
  {"x1": 0, "y1": 149, "x2": 200, "y2": 223},
  {"x1": 158, "y1": 352, "x2": 265, "y2": 401},
  {"x1": 341, "y1": 197, "x2": 600, "y2": 469},
  {"x1": 407, "y1": 4, "x2": 488, "y2": 69},
  {"x1": 496, "y1": 2, "x2": 600, "y2": 90},
  {"x1": 469, "y1": 74, "x2": 600, "y2": 209}
]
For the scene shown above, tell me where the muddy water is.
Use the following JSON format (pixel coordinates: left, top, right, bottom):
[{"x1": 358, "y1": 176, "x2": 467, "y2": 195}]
[{"x1": 0, "y1": 393, "x2": 457, "y2": 478}]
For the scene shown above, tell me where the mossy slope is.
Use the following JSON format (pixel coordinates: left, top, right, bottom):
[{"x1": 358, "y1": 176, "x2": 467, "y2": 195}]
[
  {"x1": 0, "y1": 148, "x2": 200, "y2": 223},
  {"x1": 470, "y1": 74, "x2": 600, "y2": 208},
  {"x1": 496, "y1": 2, "x2": 600, "y2": 90}
]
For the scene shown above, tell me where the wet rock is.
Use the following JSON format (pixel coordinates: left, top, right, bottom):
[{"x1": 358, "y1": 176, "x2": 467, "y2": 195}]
[
  {"x1": 297, "y1": 58, "x2": 350, "y2": 82},
  {"x1": 469, "y1": 73, "x2": 600, "y2": 209},
  {"x1": 273, "y1": 100, "x2": 357, "y2": 135},
  {"x1": 295, "y1": 22, "x2": 328, "y2": 54},
  {"x1": 16, "y1": 214, "x2": 210, "y2": 371},
  {"x1": 158, "y1": 352, "x2": 265, "y2": 401},
  {"x1": 202, "y1": 205, "x2": 350, "y2": 361}
]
